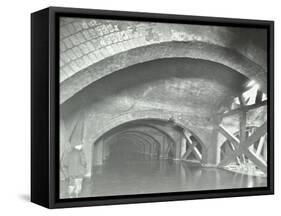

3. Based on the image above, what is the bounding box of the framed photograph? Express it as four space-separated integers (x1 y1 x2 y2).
31 7 274 208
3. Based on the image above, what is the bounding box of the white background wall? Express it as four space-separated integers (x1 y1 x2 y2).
0 0 279 214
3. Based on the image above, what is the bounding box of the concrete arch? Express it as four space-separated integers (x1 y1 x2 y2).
93 133 149 167
104 130 162 153
106 133 149 155
89 110 207 153
60 41 267 104
96 122 186 162
109 132 160 156
140 122 208 158
119 123 177 148
106 132 151 150
86 113 209 175
93 131 162 167
60 19 266 80
113 133 153 155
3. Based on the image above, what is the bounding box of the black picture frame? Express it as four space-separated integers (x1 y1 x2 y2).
31 6 274 209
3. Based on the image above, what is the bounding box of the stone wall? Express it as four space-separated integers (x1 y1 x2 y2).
60 18 267 103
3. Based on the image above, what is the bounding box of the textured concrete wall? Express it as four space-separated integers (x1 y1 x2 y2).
60 18 267 103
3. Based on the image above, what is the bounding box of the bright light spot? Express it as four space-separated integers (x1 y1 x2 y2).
254 83 260 90
242 82 260 105
262 93 267 101
74 144 83 150
247 80 260 90
247 80 256 87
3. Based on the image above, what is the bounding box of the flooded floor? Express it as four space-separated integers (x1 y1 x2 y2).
60 153 267 198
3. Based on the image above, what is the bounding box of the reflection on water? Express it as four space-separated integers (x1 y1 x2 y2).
60 152 266 198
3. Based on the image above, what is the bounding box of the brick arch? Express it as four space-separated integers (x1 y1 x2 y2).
60 18 266 80
113 132 156 153
60 41 267 104
101 125 176 155
89 110 207 152
105 130 162 154
105 133 151 155
115 123 177 148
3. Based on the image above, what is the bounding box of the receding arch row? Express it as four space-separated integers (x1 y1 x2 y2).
105 131 162 156
105 130 162 151
109 123 178 147
60 41 267 104
91 114 207 157
106 134 149 155
93 122 177 160
117 133 157 155
92 128 166 168
88 110 208 150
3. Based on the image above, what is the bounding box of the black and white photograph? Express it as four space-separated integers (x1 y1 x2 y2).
1 0 280 214
59 16 270 199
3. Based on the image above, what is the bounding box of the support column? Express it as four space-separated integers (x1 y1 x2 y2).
60 118 69 180
159 136 165 158
93 138 104 166
59 118 68 158
205 117 221 166
180 135 186 158
144 142 150 155
162 136 169 158
84 141 92 177
149 142 154 156
102 141 110 161
174 129 183 160
263 137 267 161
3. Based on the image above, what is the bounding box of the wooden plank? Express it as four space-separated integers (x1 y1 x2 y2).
221 100 267 117
238 95 246 107
193 147 202 160
245 122 267 148
219 122 267 168
182 137 202 161
263 139 267 161
183 148 192 159
239 111 247 144
244 149 267 173
218 125 243 166
255 91 263 103
182 137 193 159
239 110 247 165
256 135 266 156
219 125 240 147
219 146 244 166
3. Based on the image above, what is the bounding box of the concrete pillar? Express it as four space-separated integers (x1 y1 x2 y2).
60 118 68 158
204 117 221 166
144 142 150 155
159 136 165 158
162 136 168 158
149 142 154 156
141 143 146 154
60 118 69 180
84 141 92 177
102 141 110 161
93 138 104 166
174 130 183 160
181 136 186 158
263 139 267 161
139 142 144 154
